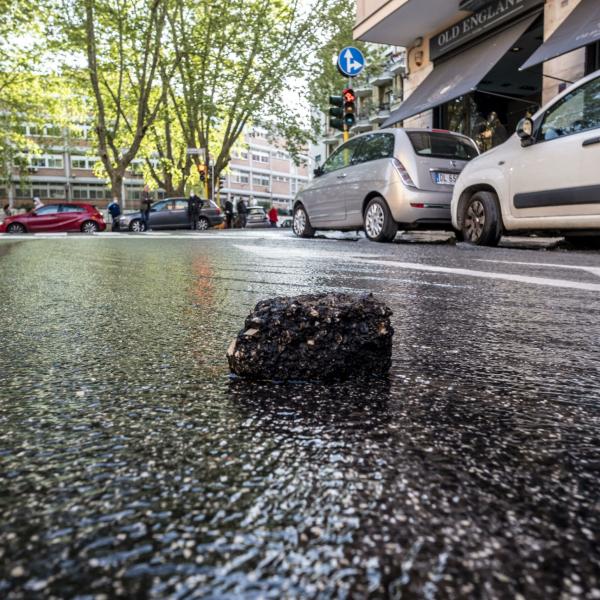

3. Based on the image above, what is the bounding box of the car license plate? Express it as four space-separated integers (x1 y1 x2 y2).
434 172 458 185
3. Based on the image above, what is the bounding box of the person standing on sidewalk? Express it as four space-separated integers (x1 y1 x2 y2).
33 197 44 210
236 198 248 229
107 197 121 231
224 198 234 229
268 205 278 228
188 192 202 230
140 185 152 231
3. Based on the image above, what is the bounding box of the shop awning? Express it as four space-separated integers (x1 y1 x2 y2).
381 14 539 128
520 0 600 71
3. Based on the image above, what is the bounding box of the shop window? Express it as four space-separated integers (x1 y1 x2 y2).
586 42 600 75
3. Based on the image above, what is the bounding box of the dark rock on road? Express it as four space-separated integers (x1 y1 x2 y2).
227 292 393 381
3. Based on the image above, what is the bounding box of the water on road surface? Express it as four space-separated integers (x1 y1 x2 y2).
1 231 599 598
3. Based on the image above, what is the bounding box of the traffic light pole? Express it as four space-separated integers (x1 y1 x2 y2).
343 125 349 143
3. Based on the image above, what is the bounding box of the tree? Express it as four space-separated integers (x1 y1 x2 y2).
80 0 172 202
0 0 67 192
139 0 336 197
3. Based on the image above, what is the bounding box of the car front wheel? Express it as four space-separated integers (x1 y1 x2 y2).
7 223 26 234
461 191 502 246
129 219 144 232
364 196 397 243
292 205 315 238
198 217 209 230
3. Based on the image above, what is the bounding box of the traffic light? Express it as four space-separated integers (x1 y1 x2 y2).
343 88 356 128
329 95 344 132
218 175 226 190
197 163 206 182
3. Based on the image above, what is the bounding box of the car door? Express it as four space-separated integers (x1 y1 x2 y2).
59 204 87 231
306 138 362 225
148 200 173 229
509 73 600 220
172 199 192 228
345 133 396 227
26 204 62 232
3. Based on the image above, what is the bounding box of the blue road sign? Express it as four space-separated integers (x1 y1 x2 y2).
337 47 365 78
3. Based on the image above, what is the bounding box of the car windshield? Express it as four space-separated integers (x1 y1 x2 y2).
407 131 478 160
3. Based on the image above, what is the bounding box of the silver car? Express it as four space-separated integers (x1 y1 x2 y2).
293 128 479 242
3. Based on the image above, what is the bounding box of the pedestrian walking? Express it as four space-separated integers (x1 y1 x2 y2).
3 203 12 218
224 199 234 229
268 205 279 228
188 192 202 230
33 197 44 210
236 198 248 229
107 197 121 231
140 185 152 231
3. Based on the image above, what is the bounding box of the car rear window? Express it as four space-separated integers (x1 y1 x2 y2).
407 132 478 160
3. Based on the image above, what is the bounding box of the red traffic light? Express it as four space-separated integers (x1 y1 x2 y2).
342 88 356 104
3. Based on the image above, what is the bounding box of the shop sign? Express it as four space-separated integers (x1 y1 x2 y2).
430 0 542 61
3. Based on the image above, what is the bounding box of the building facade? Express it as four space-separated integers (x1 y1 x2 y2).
1 124 149 210
354 0 600 151
2 125 308 214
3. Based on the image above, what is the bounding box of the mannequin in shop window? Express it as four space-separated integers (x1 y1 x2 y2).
481 111 508 151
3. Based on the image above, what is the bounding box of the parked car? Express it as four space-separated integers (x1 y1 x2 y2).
292 128 479 242
118 198 224 231
245 206 270 228
452 69 600 246
0 202 106 234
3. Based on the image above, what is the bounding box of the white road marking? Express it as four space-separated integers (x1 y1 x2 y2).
476 259 600 279
235 245 600 293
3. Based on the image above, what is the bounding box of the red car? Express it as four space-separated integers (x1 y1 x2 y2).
0 202 106 234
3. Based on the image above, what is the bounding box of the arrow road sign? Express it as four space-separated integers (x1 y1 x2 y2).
337 47 365 78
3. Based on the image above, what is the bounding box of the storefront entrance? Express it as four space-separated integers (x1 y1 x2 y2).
435 15 543 152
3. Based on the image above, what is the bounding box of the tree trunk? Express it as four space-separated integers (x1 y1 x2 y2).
110 171 124 206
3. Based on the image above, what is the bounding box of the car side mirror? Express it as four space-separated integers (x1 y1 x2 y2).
313 166 323 178
516 117 535 147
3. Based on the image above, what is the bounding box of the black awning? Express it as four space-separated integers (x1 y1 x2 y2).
382 14 539 128
521 0 600 71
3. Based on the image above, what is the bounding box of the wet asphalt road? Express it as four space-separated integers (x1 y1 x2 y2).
0 230 599 599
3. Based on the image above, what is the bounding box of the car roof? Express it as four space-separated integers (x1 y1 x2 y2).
346 127 474 142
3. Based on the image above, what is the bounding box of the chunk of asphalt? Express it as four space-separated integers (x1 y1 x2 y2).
227 292 393 382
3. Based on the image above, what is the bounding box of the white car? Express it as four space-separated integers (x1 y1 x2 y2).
452 69 600 246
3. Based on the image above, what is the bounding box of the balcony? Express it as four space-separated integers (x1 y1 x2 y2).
352 113 373 133
388 58 407 76
354 82 373 97
369 103 391 125
370 71 394 87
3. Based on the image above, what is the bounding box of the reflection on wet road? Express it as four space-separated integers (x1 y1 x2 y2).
1 232 599 598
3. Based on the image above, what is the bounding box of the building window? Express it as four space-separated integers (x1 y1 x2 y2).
47 156 64 169
252 176 270 187
251 151 269 163
29 155 64 169
71 156 99 170
72 185 110 200
240 151 249 160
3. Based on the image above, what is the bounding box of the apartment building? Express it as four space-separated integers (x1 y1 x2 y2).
222 127 309 213
2 123 151 210
2 125 308 213
354 0 600 148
